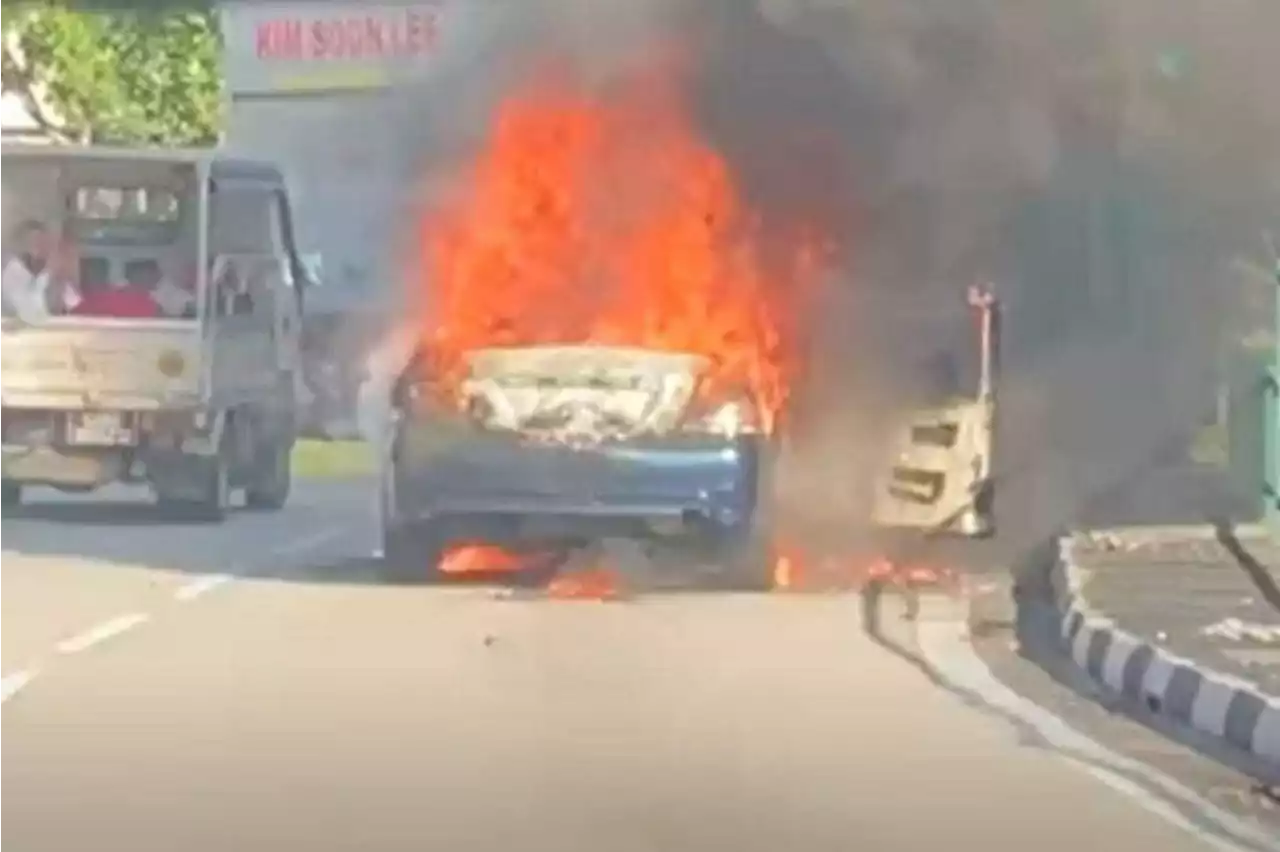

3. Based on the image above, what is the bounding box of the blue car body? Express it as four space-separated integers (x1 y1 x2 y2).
392 431 763 537
379 345 773 585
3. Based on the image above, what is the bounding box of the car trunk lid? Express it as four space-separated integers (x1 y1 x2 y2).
461 345 707 441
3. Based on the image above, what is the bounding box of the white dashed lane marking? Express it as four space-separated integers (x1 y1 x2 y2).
1 524 356 705
173 573 233 602
54 612 151 656
2 669 39 703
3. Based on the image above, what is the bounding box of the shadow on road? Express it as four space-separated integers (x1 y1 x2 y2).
0 479 376 580
1010 539 1280 789
5 500 249 527
951 421 1280 793
1214 521 1280 613
298 554 567 589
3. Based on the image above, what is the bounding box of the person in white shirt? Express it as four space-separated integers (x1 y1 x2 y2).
2 220 81 322
131 259 195 318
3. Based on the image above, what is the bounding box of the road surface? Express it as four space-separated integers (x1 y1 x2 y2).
2 483 1273 852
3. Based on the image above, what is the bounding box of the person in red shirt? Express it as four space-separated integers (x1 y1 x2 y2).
74 258 161 318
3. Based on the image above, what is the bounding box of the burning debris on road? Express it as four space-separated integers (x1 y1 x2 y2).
430 537 957 600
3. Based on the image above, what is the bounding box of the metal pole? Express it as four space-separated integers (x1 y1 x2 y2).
968 284 998 402
1266 236 1279 533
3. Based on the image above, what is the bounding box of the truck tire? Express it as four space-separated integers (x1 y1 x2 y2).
379 520 448 585
189 446 231 522
188 434 231 521
158 440 231 523
1 480 22 508
245 439 292 511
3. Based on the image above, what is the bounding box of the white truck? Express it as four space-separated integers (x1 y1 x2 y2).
216 0 526 437
1 143 310 520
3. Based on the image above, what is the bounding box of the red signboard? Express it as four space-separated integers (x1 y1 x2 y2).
254 8 439 62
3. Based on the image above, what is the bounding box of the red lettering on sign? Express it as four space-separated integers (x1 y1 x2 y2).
256 19 304 60
256 7 439 62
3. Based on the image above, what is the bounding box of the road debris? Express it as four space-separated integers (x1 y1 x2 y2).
1201 617 1280 644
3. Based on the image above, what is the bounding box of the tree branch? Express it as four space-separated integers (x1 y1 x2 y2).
1 27 81 143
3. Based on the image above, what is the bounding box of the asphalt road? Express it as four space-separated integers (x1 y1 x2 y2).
2 482 1274 852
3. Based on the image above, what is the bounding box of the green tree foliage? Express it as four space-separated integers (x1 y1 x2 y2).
1 2 222 146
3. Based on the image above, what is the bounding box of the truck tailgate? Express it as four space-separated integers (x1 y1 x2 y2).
1 319 203 408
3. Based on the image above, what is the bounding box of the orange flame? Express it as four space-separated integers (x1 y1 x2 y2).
414 65 823 432
769 545 959 594
439 544 526 575
546 567 624 601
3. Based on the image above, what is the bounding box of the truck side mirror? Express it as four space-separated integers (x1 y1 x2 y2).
297 252 324 292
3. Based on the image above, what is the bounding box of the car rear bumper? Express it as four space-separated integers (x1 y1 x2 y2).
390 433 765 534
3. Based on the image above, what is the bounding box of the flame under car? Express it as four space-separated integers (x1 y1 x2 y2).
378 343 774 588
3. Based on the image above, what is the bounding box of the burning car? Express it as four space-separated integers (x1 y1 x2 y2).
365 66 816 588
378 342 775 588
367 57 999 588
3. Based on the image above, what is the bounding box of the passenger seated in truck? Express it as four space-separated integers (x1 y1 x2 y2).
77 256 111 296
2 220 83 321
73 258 161 319
136 258 195 319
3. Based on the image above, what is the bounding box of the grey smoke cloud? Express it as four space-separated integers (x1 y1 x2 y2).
359 0 1276 545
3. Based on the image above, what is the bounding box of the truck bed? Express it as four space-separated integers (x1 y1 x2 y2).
1 317 204 410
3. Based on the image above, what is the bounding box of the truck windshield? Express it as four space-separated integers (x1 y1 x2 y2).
68 184 184 246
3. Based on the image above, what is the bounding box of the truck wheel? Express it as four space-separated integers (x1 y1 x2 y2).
379 520 448 585
1 480 22 508
245 439 292 511
158 440 231 521
188 446 231 522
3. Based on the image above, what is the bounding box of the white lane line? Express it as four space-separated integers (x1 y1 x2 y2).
916 614 1279 852
172 526 352 603
270 526 351 559
173 573 232 602
55 613 150 656
0 521 360 711
2 669 38 704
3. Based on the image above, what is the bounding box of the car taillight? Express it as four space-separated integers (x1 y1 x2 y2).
394 344 452 415
682 390 762 437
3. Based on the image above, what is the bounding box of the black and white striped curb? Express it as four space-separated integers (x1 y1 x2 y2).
1052 533 1280 767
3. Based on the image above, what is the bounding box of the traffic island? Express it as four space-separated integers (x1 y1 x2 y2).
1051 525 1280 768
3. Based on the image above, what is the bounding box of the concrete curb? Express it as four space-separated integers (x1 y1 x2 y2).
1051 533 1280 768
